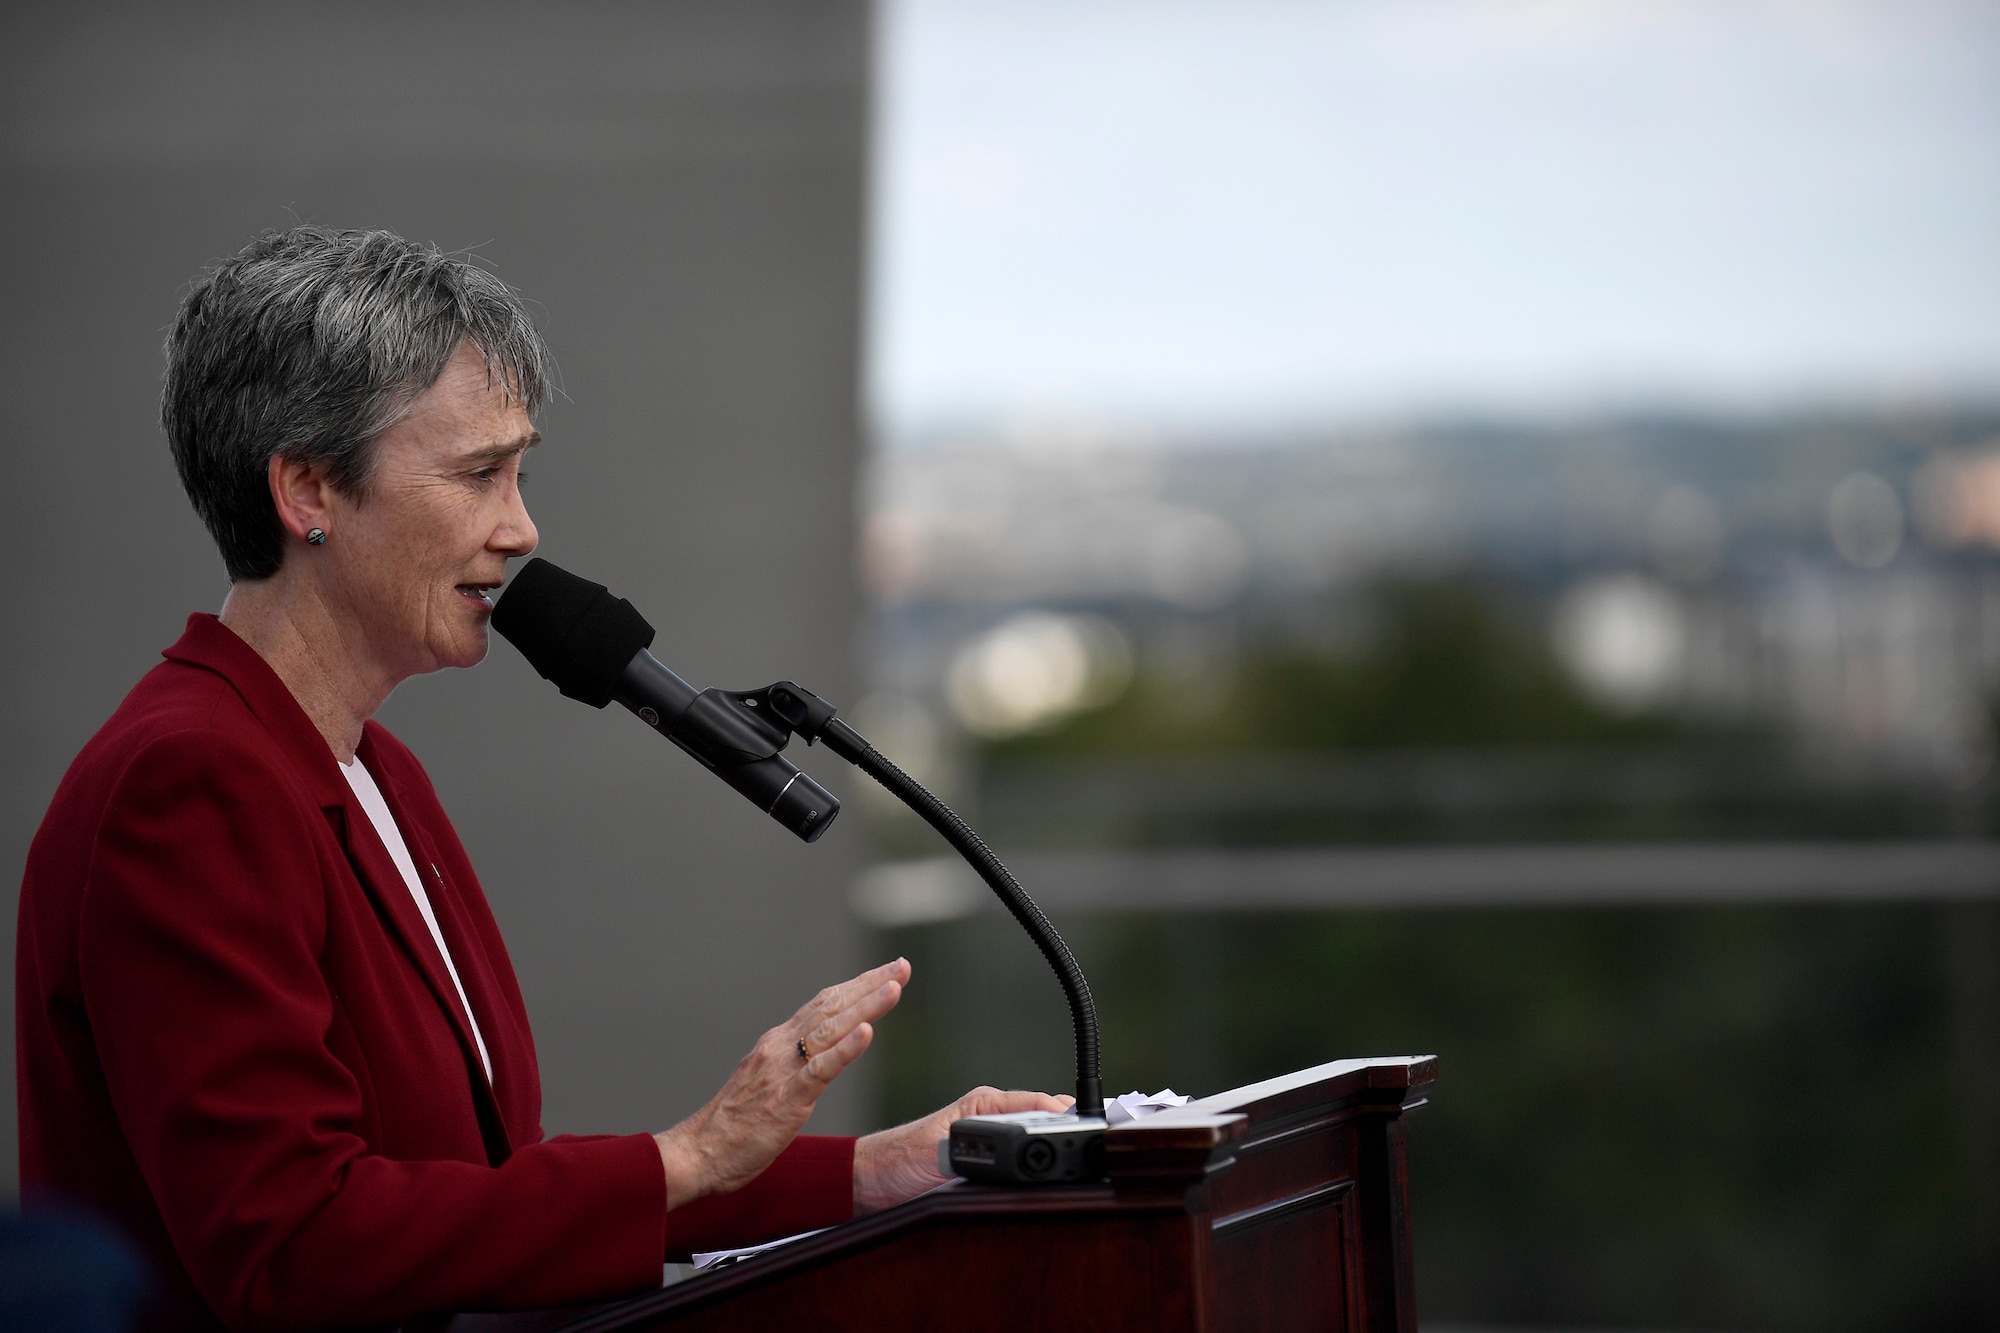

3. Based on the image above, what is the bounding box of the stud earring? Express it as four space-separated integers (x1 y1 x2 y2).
305 528 327 545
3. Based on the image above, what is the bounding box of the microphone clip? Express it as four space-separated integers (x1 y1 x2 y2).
740 682 840 748
732 681 870 769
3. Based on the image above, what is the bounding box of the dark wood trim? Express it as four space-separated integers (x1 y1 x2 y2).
548 1180 1161 1331
1211 1178 1353 1239
1106 1113 1248 1191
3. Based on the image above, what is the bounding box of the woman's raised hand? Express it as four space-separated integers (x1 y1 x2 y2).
654 958 910 1208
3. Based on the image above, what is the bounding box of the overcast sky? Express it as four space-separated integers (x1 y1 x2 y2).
868 0 2000 435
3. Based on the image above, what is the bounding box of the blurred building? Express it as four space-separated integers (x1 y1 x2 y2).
0 0 873 1197
860 412 2000 807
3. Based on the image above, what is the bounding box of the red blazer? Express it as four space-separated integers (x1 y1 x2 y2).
17 614 855 1331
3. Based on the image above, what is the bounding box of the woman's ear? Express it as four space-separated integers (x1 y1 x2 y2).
268 453 337 544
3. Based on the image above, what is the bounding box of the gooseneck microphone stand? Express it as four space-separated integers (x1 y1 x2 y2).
489 557 1104 1120
751 681 1105 1120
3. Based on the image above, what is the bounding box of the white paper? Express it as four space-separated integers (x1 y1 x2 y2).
1103 1088 1192 1126
691 1226 832 1271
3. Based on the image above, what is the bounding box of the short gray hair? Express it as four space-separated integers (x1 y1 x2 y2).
163 225 552 581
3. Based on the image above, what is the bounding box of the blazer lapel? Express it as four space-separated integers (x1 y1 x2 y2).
330 790 491 1077
164 615 513 1160
330 791 515 1165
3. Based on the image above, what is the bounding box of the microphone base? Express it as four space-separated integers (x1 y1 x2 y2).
946 1112 1109 1185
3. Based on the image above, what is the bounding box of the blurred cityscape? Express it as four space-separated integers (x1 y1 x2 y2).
851 405 2000 1330
858 406 2000 850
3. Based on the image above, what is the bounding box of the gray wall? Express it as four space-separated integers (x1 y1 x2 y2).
0 1 874 1196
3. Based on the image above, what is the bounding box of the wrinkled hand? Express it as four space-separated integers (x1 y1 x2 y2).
853 1085 1075 1214
655 958 910 1208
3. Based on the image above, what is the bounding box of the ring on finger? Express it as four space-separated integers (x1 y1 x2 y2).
796 1036 812 1061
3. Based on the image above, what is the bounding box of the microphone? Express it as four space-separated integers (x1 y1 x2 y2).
490 558 840 842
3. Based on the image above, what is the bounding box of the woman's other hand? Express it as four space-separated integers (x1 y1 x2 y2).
654 958 911 1208
852 1086 1076 1214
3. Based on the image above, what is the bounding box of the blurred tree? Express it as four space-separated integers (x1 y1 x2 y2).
874 576 1996 1332
991 577 1690 759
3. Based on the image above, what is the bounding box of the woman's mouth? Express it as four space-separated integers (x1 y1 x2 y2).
455 584 497 609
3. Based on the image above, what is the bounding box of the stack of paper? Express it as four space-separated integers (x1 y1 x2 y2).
1103 1088 1193 1125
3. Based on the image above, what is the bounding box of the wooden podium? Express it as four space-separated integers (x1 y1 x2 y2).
452 1055 1436 1333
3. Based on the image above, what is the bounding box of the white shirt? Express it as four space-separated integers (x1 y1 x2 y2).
339 755 493 1083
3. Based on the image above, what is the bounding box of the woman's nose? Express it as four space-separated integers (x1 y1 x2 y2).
495 484 538 557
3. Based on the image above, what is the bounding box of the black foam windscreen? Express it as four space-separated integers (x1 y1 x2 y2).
491 558 656 708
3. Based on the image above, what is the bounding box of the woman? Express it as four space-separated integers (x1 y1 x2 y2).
16 226 1066 1331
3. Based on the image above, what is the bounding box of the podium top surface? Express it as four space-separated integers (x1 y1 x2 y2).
1150 1054 1437 1124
